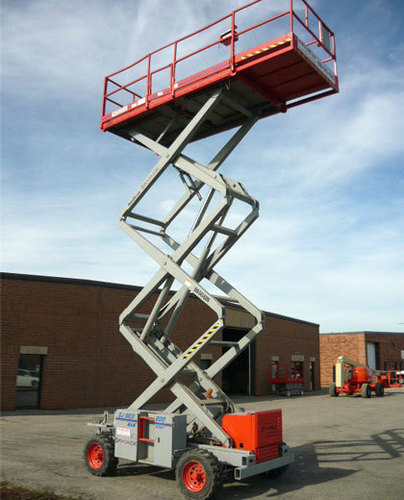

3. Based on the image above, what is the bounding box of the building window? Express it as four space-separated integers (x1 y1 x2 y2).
271 360 279 379
201 358 212 371
16 353 45 409
200 353 213 371
390 361 398 370
269 360 279 395
294 361 304 379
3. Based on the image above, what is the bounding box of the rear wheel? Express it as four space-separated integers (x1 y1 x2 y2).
375 382 384 397
176 449 222 499
329 383 338 397
84 434 118 476
361 383 371 398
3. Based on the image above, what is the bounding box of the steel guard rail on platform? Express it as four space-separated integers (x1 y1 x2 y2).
101 0 337 119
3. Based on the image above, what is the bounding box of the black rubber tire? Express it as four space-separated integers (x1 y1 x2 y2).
329 383 338 397
361 383 371 398
264 464 289 478
84 434 118 476
176 449 223 500
375 382 384 397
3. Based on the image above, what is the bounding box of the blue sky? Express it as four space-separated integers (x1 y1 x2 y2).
1 0 403 332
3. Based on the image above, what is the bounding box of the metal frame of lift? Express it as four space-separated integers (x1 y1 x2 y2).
89 86 294 477
116 88 265 447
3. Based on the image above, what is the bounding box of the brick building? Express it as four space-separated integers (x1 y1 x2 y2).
320 331 404 387
1 273 320 411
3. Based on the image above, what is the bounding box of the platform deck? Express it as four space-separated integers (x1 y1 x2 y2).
101 0 338 146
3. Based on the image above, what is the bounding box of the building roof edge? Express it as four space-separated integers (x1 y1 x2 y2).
321 331 404 336
1 272 319 328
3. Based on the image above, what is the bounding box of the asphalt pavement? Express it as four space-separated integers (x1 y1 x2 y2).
1 389 404 499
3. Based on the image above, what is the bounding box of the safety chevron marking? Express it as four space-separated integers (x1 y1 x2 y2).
182 323 221 360
240 38 292 60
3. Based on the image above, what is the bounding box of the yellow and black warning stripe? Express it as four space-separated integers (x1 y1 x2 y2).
240 38 292 61
182 323 221 360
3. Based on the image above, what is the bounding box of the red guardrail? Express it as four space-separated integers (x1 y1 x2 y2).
101 0 337 120
268 362 304 384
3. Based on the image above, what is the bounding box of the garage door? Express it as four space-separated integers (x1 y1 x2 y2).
367 342 376 370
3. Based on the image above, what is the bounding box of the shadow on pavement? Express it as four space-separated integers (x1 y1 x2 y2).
106 441 357 499
116 463 175 481
311 428 404 462
219 429 404 498
220 443 356 499
80 427 404 499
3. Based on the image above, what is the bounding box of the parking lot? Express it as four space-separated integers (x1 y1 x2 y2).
1 389 404 499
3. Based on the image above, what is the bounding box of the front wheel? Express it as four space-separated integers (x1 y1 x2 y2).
375 382 384 397
361 383 371 398
84 434 118 476
329 383 338 397
176 449 222 499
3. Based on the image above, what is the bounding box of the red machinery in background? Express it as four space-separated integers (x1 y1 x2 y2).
329 357 402 398
375 370 402 389
268 362 304 396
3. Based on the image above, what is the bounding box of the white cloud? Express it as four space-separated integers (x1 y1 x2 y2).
1 0 403 333
1 0 291 102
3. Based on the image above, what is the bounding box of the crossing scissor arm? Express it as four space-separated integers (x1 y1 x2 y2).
117 88 267 445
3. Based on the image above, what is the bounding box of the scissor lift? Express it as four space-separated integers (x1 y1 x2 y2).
269 362 305 396
85 1 338 498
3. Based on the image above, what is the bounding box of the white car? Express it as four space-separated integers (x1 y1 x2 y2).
17 369 39 388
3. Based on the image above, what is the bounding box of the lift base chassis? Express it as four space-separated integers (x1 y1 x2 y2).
88 409 295 481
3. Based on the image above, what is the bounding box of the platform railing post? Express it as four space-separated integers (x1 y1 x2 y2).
289 0 294 34
171 41 177 97
231 12 236 73
146 54 152 107
101 77 107 117
318 19 322 45
332 34 337 78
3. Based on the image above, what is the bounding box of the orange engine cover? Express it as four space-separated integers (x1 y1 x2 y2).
222 410 282 463
351 367 373 384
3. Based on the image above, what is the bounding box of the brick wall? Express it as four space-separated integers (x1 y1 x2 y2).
256 314 320 395
319 333 366 387
365 333 404 371
320 332 404 387
1 274 319 410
